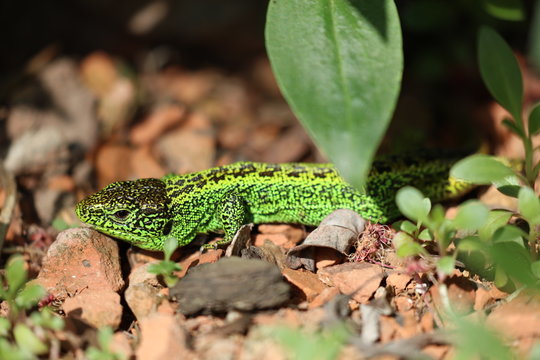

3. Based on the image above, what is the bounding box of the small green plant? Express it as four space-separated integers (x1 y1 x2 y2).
0 256 64 360
391 25 539 359
451 26 540 262
0 256 46 319
392 176 522 359
86 326 126 360
393 186 537 290
393 26 540 290
147 236 182 287
450 316 516 359
483 0 524 21
456 26 539 186
265 323 350 360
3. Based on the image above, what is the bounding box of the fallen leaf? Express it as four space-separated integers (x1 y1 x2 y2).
286 209 365 271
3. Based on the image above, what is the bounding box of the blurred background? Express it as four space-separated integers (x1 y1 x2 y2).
0 0 538 250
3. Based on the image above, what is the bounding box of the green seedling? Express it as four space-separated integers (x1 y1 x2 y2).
147 236 182 287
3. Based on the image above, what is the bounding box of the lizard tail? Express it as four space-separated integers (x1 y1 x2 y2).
367 150 477 215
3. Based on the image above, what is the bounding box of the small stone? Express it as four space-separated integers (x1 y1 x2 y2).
250 57 282 97
218 122 249 150
247 124 281 153
130 104 186 146
254 233 290 248
256 224 305 248
489 286 508 300
318 262 384 304
47 175 75 192
260 125 311 163
36 228 124 297
125 263 166 320
429 275 476 316
258 224 301 235
98 78 136 134
177 249 224 278
308 287 340 309
479 185 518 213
241 325 288 360
196 336 240 360
420 312 434 333
241 241 287 270
167 70 216 104
394 296 413 312
80 52 119 97
487 295 540 339
156 295 176 316
282 268 327 302
170 257 289 315
386 272 412 292
314 248 343 270
423 345 450 360
94 144 134 189
395 309 420 338
110 332 134 360
126 248 165 268
474 286 495 311
156 112 215 174
136 313 193 360
62 289 122 328
35 228 124 328
379 315 398 342
131 145 167 179
196 249 224 264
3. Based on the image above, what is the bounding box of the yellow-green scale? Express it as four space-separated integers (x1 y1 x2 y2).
76 155 472 251
162 162 386 243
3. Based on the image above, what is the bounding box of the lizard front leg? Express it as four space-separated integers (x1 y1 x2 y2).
204 192 248 249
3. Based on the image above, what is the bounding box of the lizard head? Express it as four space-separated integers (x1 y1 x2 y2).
76 178 172 251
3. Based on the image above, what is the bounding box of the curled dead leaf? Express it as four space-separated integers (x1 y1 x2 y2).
286 209 366 272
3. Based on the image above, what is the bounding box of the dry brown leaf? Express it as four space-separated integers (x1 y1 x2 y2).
286 209 365 272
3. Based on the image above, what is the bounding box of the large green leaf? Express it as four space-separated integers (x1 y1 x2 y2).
15 284 46 310
437 256 456 276
451 317 515 360
453 201 489 231
478 210 512 241
528 102 540 135
395 186 431 223
518 187 540 226
483 0 524 21
478 26 523 121
14 324 48 356
393 231 428 257
450 154 515 185
266 0 403 188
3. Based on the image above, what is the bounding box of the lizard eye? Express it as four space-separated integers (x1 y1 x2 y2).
113 210 130 220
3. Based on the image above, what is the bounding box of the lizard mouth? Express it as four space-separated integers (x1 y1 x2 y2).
83 223 159 250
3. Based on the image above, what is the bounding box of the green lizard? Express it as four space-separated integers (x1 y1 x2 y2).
75 154 472 251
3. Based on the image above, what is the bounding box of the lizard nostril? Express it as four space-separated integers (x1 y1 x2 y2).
162 220 173 236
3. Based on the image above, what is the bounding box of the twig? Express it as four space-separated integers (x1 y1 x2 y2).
0 161 17 254
350 331 449 359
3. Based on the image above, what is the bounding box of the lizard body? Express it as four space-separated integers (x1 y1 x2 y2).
76 156 472 251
